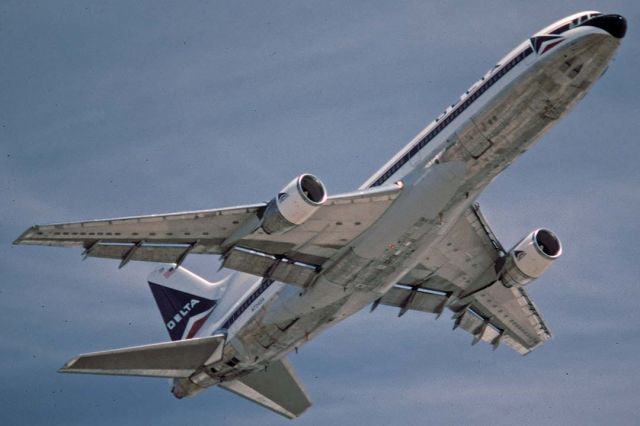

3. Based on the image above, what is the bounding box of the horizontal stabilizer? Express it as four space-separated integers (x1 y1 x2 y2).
220 357 311 419
60 334 225 378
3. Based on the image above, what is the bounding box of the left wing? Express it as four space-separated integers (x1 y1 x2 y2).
14 184 401 278
378 204 551 355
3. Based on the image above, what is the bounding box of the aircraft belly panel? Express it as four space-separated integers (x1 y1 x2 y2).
456 123 493 159
472 33 616 154
228 288 354 366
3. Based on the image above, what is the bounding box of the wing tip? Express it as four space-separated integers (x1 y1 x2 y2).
58 356 80 374
13 225 38 245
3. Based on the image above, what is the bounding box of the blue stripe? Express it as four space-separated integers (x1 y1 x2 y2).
220 278 275 331
370 46 533 188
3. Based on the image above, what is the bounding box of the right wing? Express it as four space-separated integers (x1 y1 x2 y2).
220 357 311 419
378 203 551 355
14 184 401 278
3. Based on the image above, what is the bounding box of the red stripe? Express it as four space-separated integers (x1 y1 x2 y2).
541 39 564 54
185 310 213 339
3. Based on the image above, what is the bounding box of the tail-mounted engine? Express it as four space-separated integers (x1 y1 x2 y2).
499 229 562 288
261 174 327 234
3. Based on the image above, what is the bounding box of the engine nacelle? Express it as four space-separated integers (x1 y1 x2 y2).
261 174 327 234
499 229 562 288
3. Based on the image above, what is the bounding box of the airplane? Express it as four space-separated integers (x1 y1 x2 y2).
14 11 626 419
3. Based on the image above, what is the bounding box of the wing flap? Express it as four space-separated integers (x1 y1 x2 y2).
469 284 550 352
59 334 225 378
83 242 193 264
379 286 447 314
219 357 311 419
222 246 319 287
453 307 502 344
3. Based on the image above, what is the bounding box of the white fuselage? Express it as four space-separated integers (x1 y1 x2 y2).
176 13 621 391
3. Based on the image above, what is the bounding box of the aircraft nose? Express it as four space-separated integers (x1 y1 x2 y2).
584 14 627 39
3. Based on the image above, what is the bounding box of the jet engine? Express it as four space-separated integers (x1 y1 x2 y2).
499 229 562 288
261 174 327 234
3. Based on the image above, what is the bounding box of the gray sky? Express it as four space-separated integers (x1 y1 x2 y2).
2 1 640 424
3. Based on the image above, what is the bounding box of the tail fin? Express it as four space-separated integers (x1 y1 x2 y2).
148 265 223 341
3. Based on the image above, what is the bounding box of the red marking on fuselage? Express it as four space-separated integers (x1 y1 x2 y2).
185 310 213 339
541 39 564 54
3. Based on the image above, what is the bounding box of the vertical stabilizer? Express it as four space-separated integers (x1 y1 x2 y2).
148 265 224 341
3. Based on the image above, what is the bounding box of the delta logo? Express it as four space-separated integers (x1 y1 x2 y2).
530 35 565 55
166 299 201 330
